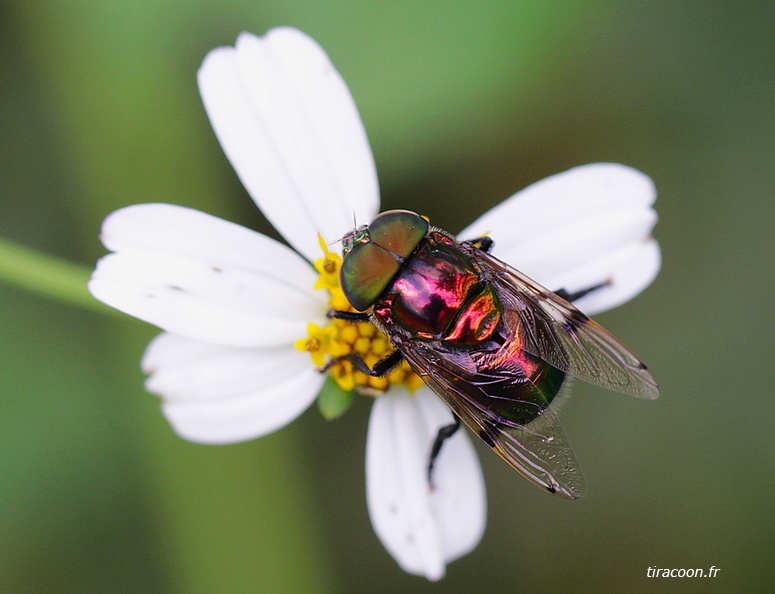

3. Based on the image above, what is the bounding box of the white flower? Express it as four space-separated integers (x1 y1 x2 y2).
88 27 660 580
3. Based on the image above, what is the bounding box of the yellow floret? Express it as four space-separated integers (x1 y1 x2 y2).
296 240 425 397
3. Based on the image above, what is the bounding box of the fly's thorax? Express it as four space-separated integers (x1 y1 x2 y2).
373 231 502 345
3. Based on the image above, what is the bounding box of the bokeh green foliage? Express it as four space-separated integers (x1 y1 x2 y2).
2 1 774 592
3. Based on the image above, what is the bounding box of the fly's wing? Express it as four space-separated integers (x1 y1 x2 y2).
469 247 659 400
400 342 587 499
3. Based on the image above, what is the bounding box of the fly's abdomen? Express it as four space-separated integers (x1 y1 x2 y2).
478 337 567 425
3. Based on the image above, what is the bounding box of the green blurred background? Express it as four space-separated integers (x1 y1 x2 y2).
2 1 773 592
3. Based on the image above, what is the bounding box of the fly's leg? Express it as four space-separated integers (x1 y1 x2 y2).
324 309 405 376
555 281 610 303
427 415 461 489
465 236 495 253
320 349 404 377
327 309 371 322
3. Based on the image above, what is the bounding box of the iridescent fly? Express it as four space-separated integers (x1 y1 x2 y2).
331 210 658 499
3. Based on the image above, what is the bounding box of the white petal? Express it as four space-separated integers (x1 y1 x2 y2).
89 204 327 347
100 203 317 294
366 388 486 581
143 333 324 443
542 238 661 316
459 163 659 315
198 28 380 261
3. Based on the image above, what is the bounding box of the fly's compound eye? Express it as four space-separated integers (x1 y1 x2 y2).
368 210 429 259
340 210 429 311
340 241 400 311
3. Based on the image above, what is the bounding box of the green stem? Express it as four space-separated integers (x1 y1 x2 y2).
0 235 111 314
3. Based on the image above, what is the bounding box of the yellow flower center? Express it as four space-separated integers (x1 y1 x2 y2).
294 235 424 395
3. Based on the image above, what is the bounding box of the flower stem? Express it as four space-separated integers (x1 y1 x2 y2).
0 236 110 314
